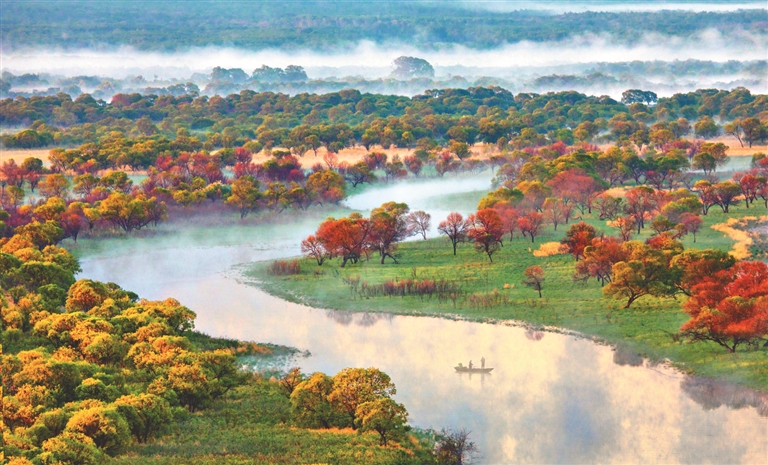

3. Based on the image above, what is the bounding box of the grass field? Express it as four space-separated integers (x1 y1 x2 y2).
113 380 435 465
248 203 768 391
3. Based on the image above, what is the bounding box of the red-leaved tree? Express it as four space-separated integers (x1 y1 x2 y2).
466 209 504 262
681 261 768 352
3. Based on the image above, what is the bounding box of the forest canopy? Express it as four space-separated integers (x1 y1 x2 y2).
2 1 765 51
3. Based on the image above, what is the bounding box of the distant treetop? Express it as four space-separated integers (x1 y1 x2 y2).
391 57 435 80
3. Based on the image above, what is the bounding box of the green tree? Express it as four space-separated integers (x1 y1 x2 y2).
41 431 102 465
114 393 172 443
355 398 408 446
290 372 342 428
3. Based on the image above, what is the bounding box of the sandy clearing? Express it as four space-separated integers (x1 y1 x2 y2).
0 149 52 166
250 144 499 169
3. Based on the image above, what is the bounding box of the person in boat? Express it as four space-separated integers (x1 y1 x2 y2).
481 357 485 369
469 360 473 369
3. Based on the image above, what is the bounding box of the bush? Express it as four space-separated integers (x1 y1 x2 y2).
114 393 172 443
40 431 103 464
65 406 131 456
267 259 301 276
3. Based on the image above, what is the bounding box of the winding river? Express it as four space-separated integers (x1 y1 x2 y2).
77 174 768 464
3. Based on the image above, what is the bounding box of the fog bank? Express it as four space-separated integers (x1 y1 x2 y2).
4 29 765 79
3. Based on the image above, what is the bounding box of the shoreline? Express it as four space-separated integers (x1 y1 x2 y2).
243 267 768 394
241 210 768 393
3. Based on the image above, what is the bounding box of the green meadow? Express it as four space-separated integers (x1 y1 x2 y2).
248 204 768 391
113 381 435 465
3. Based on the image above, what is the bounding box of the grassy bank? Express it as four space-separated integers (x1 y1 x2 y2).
113 380 434 465
247 204 768 391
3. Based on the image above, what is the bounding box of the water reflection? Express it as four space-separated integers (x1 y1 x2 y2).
324 309 394 327
681 377 768 417
74 176 768 464
525 329 545 342
612 346 644 367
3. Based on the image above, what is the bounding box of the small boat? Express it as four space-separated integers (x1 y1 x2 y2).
454 366 493 373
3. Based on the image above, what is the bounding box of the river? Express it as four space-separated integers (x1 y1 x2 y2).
76 174 768 463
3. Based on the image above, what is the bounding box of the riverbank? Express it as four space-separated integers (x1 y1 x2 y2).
246 204 768 392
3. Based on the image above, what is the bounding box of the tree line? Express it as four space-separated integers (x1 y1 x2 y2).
2 87 765 152
4 2 761 51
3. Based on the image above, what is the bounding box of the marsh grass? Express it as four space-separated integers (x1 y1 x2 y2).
249 204 768 390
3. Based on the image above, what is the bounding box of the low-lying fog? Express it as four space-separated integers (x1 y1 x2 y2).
4 19 766 100
6 28 765 77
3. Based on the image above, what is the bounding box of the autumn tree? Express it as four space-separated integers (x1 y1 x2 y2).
315 214 372 267
561 222 597 260
39 174 71 200
679 213 703 242
406 210 431 240
681 261 768 352
98 193 166 232
518 211 545 243
542 198 564 231
438 212 468 255
603 240 678 308
301 235 328 265
575 236 628 286
594 194 623 220
328 368 396 427
226 176 261 218
522 266 545 298
279 367 305 397
369 202 412 264
466 209 504 262
290 372 340 428
41 431 102 465
343 161 377 187
65 405 132 456
306 169 346 205
712 181 742 213
624 186 657 233
114 393 172 443
669 249 735 296
355 398 408 446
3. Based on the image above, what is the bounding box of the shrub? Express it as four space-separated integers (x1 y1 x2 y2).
267 259 301 276
65 406 131 456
